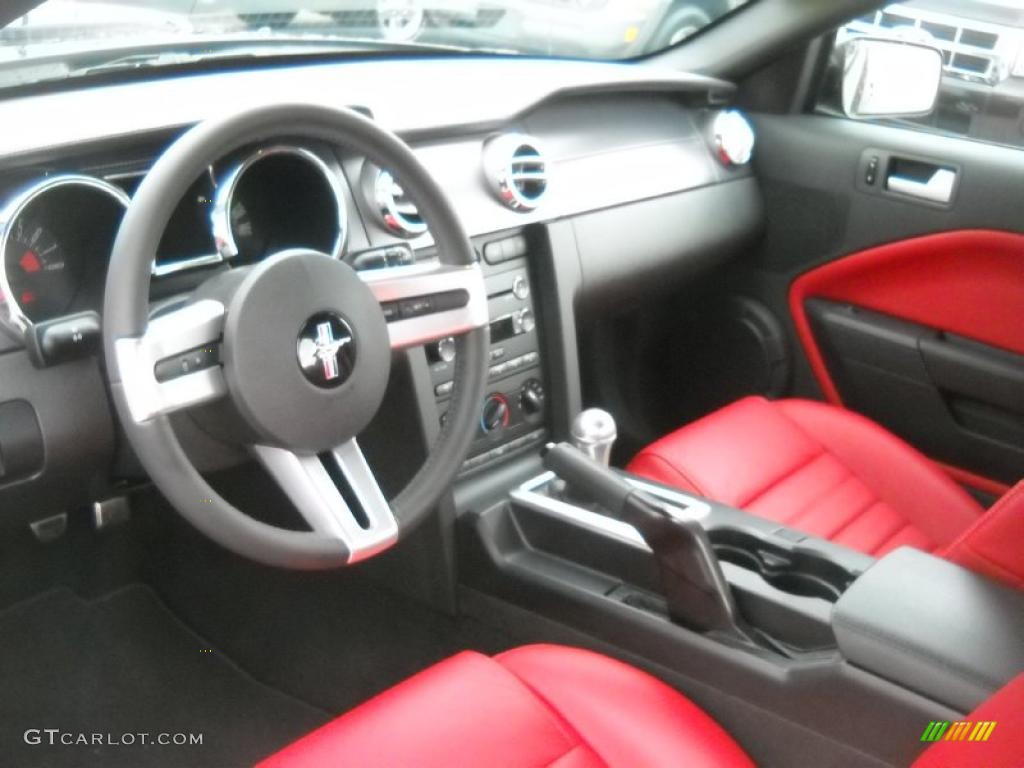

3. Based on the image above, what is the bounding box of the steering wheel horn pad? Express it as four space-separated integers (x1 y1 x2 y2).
220 249 390 453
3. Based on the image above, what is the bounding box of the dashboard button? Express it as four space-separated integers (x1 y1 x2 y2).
483 241 504 264
351 250 387 271
513 308 535 334
511 274 530 300
431 290 469 312
436 336 457 363
399 296 433 318
503 235 527 260
154 344 219 383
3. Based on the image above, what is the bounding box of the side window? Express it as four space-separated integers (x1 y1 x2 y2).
817 1 1024 150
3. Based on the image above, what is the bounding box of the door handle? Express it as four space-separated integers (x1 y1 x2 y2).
887 167 957 203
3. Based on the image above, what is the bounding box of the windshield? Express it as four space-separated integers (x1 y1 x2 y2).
0 0 750 90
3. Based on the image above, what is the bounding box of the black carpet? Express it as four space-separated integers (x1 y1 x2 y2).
0 586 328 768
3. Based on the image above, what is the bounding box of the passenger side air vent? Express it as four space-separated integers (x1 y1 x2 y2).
362 163 427 238
483 134 548 212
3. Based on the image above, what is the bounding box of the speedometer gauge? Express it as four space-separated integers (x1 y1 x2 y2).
5 219 76 319
212 145 347 265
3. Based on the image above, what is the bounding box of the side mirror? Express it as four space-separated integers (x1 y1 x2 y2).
840 38 943 119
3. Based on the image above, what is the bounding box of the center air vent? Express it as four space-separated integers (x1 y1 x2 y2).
483 134 548 212
362 164 427 238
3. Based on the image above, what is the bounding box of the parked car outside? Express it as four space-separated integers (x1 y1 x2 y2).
75 0 497 42
488 0 744 59
70 0 745 55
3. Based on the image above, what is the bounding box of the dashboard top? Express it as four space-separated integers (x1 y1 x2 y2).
0 57 732 163
0 55 751 349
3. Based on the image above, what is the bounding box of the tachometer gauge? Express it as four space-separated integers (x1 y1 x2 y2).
0 176 127 331
5 219 77 319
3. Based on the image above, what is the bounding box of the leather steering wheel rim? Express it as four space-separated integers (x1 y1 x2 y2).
102 103 488 570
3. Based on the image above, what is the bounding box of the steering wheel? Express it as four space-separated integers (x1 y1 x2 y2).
102 103 489 570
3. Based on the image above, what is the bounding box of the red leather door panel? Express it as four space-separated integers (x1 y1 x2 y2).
790 229 1024 494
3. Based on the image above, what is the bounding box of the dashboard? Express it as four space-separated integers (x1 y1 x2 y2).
0 56 763 522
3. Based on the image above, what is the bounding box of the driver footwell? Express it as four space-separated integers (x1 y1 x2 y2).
0 586 328 768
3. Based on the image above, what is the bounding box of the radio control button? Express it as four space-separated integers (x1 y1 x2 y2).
513 308 535 334
512 274 530 300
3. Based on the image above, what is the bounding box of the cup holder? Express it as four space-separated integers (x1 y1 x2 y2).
711 529 855 603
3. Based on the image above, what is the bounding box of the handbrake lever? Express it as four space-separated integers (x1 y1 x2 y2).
543 442 756 644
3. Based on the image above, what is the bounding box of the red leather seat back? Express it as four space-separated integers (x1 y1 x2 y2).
628 397 984 557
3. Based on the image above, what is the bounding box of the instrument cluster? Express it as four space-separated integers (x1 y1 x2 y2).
0 142 349 338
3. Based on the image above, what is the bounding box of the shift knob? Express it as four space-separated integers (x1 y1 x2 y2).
570 408 617 467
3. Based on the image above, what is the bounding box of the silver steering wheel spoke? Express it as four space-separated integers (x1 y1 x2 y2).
361 262 488 349
113 299 227 423
252 439 398 563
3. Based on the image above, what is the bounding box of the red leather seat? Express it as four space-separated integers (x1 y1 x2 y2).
258 644 755 768
628 396 984 557
259 644 1024 767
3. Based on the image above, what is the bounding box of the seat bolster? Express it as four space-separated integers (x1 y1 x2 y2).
776 399 983 546
496 645 755 768
625 451 703 496
942 481 1024 590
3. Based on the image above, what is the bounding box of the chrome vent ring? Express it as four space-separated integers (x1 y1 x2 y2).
363 164 427 238
484 134 548 212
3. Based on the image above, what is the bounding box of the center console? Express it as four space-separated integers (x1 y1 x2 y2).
453 411 1024 766
430 231 550 475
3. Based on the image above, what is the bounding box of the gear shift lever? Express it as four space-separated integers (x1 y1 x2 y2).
543 442 757 646
570 408 617 467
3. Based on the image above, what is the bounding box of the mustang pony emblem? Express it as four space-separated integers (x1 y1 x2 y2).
297 314 357 388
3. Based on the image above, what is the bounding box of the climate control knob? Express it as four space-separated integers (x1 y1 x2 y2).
480 394 510 434
520 379 545 417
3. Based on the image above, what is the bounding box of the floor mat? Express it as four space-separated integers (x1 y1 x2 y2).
0 586 327 768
